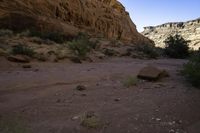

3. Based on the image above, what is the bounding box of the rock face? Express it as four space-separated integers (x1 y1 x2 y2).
0 0 151 44
142 18 200 50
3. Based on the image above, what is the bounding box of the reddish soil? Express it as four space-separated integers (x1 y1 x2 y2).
0 57 200 133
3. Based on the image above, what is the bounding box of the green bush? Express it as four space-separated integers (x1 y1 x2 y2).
67 33 96 59
122 76 138 88
135 43 159 58
12 45 35 57
164 34 190 58
0 116 29 133
182 52 200 88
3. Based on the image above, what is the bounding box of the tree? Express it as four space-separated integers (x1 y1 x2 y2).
164 34 190 58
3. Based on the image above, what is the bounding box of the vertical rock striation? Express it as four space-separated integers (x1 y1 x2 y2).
0 0 151 44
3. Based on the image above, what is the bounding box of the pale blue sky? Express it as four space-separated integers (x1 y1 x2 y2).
120 0 200 32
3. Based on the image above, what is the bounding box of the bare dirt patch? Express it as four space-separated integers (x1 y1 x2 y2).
0 58 199 133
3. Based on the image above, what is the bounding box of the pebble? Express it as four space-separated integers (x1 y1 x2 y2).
72 116 80 120
22 64 32 68
114 98 121 102
76 85 86 91
81 94 87 96
169 129 175 133
156 118 161 121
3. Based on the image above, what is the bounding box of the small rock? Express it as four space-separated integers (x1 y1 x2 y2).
176 120 182 124
56 99 61 103
114 98 121 102
72 116 80 120
168 122 174 126
169 129 175 133
22 64 32 68
7 55 30 63
76 85 86 91
156 118 161 121
81 94 87 96
33 69 39 72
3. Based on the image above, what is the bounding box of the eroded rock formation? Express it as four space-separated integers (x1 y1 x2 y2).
142 18 200 50
0 0 151 44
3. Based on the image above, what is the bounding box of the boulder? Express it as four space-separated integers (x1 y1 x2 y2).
137 66 169 81
7 55 30 63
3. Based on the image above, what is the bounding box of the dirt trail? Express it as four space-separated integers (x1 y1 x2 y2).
0 58 200 133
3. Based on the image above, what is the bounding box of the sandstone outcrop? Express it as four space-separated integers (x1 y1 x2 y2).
142 18 200 50
137 66 169 81
0 0 151 44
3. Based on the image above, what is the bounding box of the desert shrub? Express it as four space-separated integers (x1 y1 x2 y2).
67 33 96 59
182 52 200 88
81 116 102 129
122 76 138 88
0 116 29 133
12 44 35 57
29 30 71 44
0 29 13 37
164 34 190 58
135 43 159 58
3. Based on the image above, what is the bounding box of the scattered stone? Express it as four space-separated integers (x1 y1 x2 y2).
71 116 80 121
114 98 121 102
7 55 30 63
137 66 169 81
56 99 65 103
56 99 61 103
169 129 175 133
76 85 86 91
81 94 87 97
156 118 161 121
22 64 32 68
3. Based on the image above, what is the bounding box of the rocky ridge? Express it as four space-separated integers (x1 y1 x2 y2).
0 0 151 44
142 18 200 50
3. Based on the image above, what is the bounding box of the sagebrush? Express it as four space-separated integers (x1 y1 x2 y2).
135 43 159 58
67 33 96 59
12 45 35 57
182 52 200 88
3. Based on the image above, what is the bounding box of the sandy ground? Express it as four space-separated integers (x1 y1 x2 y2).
0 57 200 133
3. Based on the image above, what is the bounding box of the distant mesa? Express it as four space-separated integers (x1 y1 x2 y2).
142 18 200 50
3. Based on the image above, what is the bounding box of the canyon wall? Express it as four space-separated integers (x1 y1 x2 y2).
0 0 151 44
142 18 200 50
